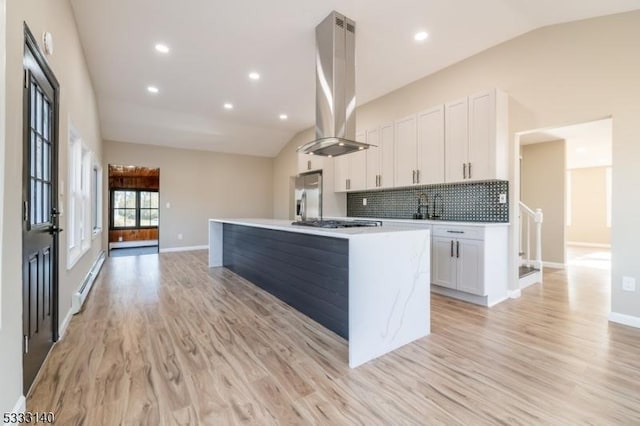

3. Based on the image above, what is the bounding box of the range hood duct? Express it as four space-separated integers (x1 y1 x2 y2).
297 11 373 157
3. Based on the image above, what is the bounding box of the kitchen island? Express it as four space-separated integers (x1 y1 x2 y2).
208 218 430 368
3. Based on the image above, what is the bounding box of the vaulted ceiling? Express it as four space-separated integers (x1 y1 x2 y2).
70 0 640 157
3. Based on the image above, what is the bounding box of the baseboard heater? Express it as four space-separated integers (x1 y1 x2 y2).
71 250 106 315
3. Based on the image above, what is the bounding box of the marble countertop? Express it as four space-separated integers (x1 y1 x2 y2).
208 218 430 239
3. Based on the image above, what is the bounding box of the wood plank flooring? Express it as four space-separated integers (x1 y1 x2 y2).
27 251 640 425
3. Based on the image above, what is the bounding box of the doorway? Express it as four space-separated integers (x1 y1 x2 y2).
516 118 612 288
22 25 61 394
108 165 160 257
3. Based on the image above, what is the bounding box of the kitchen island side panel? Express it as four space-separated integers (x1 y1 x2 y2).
222 223 349 339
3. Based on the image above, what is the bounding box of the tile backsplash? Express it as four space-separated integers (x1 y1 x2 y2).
347 180 509 222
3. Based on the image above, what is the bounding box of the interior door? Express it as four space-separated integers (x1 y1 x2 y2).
22 26 60 394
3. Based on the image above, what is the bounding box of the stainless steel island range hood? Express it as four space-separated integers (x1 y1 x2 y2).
297 11 373 157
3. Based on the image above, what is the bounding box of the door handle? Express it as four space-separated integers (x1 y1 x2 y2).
450 240 454 257
50 207 61 217
456 241 460 258
48 225 64 235
463 163 467 179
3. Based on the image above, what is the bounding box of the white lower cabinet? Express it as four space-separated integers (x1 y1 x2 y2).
432 236 484 296
431 224 508 306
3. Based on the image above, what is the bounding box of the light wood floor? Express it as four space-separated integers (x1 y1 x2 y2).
27 251 640 425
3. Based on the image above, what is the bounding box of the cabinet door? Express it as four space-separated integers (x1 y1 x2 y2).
394 114 418 187
417 105 445 185
334 155 349 192
432 237 456 289
297 154 324 173
365 127 380 189
445 97 468 183
349 150 367 191
456 238 485 295
467 90 495 181
379 122 395 188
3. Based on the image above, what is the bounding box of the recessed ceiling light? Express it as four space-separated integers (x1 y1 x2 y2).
224 103 234 110
414 31 429 42
338 142 345 146
327 155 332 158
147 86 159 94
155 43 170 54
358 146 364 150
249 72 261 80
279 114 288 120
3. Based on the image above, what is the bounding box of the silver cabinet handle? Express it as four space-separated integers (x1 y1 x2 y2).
463 163 467 179
308 160 312 170
468 162 472 179
416 169 420 184
378 175 382 187
347 179 350 190
456 241 460 258
450 240 454 257
412 170 416 184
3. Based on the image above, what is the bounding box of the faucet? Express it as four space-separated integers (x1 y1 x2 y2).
415 193 429 219
431 193 443 219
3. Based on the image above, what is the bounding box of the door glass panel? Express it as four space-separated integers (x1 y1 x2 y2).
36 137 42 179
31 179 36 224
30 83 36 129
35 181 42 224
43 143 50 181
30 131 36 178
43 101 49 139
36 89 42 135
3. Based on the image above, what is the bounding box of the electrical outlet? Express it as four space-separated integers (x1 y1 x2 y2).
177 233 183 240
362 198 367 206
622 276 636 292
499 193 507 204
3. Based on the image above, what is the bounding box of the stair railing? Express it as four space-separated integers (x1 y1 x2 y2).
519 201 544 273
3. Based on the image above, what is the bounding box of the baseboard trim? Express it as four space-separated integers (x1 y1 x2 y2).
508 289 522 299
109 240 158 249
11 395 26 416
160 245 208 253
543 261 565 269
58 308 73 339
567 241 611 248
609 312 640 329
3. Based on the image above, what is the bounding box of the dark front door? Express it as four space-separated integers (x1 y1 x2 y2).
22 25 60 394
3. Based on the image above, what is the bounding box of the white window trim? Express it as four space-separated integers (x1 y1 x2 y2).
92 157 103 239
67 123 92 269
606 166 612 228
0 0 6 328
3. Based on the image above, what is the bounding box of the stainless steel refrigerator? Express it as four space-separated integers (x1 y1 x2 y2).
294 171 322 221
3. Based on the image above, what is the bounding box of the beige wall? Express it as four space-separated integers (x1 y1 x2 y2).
521 141 566 264
1 0 104 411
272 128 346 220
104 140 273 249
568 167 611 245
273 11 640 318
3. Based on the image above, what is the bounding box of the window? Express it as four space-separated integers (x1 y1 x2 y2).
111 190 159 228
92 161 102 235
67 124 92 268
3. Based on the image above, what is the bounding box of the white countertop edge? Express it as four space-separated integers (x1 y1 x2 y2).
209 218 430 239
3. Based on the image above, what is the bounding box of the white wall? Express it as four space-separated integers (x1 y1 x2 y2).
1 0 103 412
104 140 274 249
273 11 640 319
567 167 611 245
521 140 566 264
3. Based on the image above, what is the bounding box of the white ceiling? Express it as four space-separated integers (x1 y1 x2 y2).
69 0 640 157
520 118 612 169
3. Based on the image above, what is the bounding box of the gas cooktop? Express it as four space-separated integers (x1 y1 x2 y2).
291 219 383 229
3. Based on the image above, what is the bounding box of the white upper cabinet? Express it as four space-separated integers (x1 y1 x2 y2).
394 114 418 187
297 153 324 174
445 97 469 183
417 105 445 185
365 123 394 189
445 89 508 183
334 132 367 192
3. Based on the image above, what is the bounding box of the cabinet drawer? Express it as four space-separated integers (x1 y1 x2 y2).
432 225 484 240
